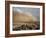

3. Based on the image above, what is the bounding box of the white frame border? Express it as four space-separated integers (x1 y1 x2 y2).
10 4 43 34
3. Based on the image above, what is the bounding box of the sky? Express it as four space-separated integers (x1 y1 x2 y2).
13 7 40 21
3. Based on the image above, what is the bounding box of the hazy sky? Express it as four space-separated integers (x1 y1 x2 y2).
13 7 40 21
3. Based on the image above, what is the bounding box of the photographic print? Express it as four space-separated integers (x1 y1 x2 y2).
13 7 40 31
5 1 45 37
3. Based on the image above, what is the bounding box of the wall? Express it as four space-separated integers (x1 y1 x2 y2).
0 0 46 38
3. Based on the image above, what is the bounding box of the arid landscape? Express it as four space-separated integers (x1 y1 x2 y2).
13 7 40 31
13 12 40 31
